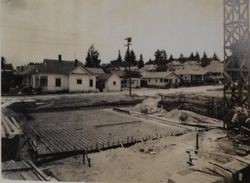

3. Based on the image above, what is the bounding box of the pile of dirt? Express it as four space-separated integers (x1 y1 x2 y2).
134 97 162 114
162 109 222 126
161 109 197 123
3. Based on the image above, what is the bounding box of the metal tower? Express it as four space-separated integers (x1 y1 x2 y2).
224 0 250 124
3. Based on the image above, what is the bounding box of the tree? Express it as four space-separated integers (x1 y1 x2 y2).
85 52 92 67
212 53 219 61
85 44 101 67
145 58 154 65
168 54 174 62
124 49 130 63
138 54 144 69
1 56 6 71
110 50 123 67
124 70 141 79
154 49 167 66
179 53 185 63
189 52 195 61
194 51 200 62
201 52 210 67
117 50 122 63
130 50 137 66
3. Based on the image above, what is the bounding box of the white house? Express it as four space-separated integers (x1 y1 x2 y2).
16 56 101 93
175 69 207 85
97 73 121 92
142 71 181 88
126 78 141 88
204 61 224 83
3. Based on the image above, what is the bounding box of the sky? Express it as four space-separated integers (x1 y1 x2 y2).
0 0 223 67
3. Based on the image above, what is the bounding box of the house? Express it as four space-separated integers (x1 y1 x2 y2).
1 57 15 93
142 71 181 88
126 78 141 88
96 73 121 92
110 70 127 87
139 64 157 72
175 67 207 85
204 61 224 83
175 69 207 85
15 55 101 93
174 61 223 85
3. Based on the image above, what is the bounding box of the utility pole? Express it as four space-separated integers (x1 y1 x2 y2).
125 37 132 96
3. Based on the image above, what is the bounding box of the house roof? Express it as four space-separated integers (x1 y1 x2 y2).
85 67 105 75
16 59 104 76
205 61 224 73
41 59 87 75
14 65 37 75
139 64 157 72
97 73 113 80
142 71 180 79
97 73 121 80
2 63 13 71
111 70 125 78
175 69 207 75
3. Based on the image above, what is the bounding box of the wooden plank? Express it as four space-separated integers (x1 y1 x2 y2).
10 117 21 129
2 125 6 138
20 171 36 180
27 160 50 181
95 120 142 128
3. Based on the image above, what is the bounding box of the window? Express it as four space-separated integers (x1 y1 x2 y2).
113 81 116 86
40 76 48 87
89 79 93 87
155 79 158 83
77 79 82 84
164 79 169 83
148 79 151 82
55 78 61 87
160 78 163 83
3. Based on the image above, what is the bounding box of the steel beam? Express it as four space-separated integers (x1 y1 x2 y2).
224 0 250 124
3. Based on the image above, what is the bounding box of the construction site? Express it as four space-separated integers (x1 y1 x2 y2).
1 0 250 182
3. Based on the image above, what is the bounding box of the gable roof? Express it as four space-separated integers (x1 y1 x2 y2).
142 71 180 79
41 59 86 75
85 67 105 75
205 61 224 73
175 68 207 75
97 73 121 80
15 59 104 76
110 70 125 78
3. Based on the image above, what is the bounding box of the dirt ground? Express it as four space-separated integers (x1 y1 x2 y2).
129 85 223 97
1 85 223 105
2 86 229 182
41 129 234 183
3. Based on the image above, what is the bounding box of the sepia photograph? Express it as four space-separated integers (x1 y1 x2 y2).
1 0 250 182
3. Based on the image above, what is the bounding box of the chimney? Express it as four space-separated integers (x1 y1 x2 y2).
74 59 78 67
58 54 62 61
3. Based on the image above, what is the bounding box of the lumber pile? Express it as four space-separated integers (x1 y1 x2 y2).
1 110 23 139
2 160 57 181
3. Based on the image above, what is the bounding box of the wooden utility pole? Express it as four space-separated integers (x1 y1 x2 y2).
125 37 132 96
